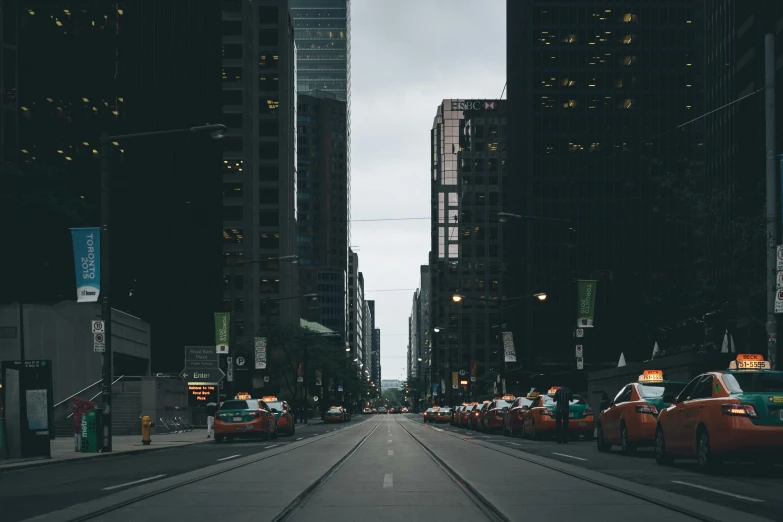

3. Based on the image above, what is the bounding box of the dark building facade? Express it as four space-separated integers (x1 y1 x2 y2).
505 1 704 383
0 0 18 165
7 2 223 373
371 327 380 385
221 0 299 365
429 99 508 404
296 93 349 336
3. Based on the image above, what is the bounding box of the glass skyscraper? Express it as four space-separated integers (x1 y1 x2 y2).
289 0 350 102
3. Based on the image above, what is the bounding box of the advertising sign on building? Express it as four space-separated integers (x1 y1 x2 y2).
775 289 783 314
503 332 517 363
470 359 478 382
214 313 230 353
70 227 101 303
254 337 267 369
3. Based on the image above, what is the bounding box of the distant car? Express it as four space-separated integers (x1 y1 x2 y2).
378 406 388 414
323 406 345 423
214 398 278 443
402 407 409 413
363 407 372 414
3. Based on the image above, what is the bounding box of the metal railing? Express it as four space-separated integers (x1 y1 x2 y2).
65 376 125 419
53 379 104 409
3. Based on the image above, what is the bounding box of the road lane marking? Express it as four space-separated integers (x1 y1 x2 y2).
507 442 521 446
296 437 303 440
387 439 392 443
388 449 394 456
670 481 764 502
103 474 167 491
216 454 241 461
266 444 279 449
383 473 393 489
433 427 444 432
551 452 587 461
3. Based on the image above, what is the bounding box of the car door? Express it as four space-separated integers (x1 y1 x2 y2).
678 375 715 456
603 385 631 443
666 375 708 452
523 397 541 435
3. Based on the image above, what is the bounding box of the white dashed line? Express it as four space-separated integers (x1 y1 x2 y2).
507 442 521 446
266 444 279 449
296 437 303 440
103 474 167 491
671 481 764 502
216 454 241 461
551 452 587 461
388 449 394 456
433 427 444 432
387 439 392 443
383 473 393 489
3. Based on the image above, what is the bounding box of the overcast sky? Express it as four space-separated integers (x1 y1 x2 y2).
350 0 506 381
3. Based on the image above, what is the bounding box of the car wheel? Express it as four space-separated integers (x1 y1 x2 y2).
697 428 721 471
655 426 674 465
620 423 636 454
596 425 610 452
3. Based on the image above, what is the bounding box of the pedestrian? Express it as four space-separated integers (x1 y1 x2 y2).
205 402 218 439
553 385 574 444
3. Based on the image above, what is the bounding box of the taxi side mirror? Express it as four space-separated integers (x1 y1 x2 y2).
600 399 610 410
663 393 676 404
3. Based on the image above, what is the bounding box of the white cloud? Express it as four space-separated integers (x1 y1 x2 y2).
351 0 506 380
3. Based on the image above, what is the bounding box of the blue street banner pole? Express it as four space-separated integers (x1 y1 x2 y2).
69 228 101 302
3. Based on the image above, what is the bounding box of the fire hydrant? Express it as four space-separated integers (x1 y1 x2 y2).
141 416 154 445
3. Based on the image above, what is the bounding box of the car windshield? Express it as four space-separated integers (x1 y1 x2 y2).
493 400 513 409
723 372 783 393
515 398 533 408
639 383 687 398
541 395 586 406
439 408 452 413
220 400 258 411
328 407 342 413
265 401 284 412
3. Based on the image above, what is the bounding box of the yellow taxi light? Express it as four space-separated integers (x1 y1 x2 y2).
547 386 561 394
235 393 251 400
528 392 540 398
261 396 278 402
502 394 516 400
638 370 664 382
730 354 771 370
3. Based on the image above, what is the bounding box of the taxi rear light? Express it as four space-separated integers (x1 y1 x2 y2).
635 405 658 415
721 404 758 418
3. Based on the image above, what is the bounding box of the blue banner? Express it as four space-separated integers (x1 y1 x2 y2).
432 383 438 396
70 227 101 302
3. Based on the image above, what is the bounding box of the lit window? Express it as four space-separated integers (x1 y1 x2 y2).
615 79 623 88
623 13 638 22
623 34 634 44
623 55 637 66
622 99 633 109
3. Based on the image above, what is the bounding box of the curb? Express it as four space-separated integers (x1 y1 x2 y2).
0 439 210 473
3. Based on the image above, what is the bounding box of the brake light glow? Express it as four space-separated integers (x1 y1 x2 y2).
721 404 758 418
635 404 658 415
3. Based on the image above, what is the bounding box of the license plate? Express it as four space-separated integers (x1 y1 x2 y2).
569 413 575 418
233 417 242 422
578 422 587 427
235 425 249 431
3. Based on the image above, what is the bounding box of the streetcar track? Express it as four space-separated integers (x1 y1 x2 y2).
59 417 376 522
399 417 723 522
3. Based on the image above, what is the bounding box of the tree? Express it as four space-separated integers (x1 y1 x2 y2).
0 162 96 303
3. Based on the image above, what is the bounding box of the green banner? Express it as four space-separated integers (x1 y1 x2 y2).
576 280 597 327
214 312 230 354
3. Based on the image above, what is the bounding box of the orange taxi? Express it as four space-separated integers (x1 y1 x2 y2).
261 396 296 436
459 402 478 427
435 406 453 423
469 401 491 430
521 387 594 440
214 395 278 443
502 394 537 437
423 406 439 423
480 395 516 433
323 405 345 423
655 354 783 470
597 371 686 454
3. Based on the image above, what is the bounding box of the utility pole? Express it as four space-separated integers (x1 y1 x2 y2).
765 32 779 369
99 131 113 453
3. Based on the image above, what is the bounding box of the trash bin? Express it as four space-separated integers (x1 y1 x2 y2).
80 409 103 453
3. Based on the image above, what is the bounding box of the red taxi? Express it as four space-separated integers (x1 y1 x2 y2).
502 394 537 437
469 401 490 430
435 406 453 423
597 371 686 454
655 354 783 470
459 402 479 427
261 396 296 436
480 395 516 433
323 405 345 422
423 406 439 423
521 387 594 440
214 395 278 443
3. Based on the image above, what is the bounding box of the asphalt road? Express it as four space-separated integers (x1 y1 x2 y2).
0 416 371 522
410 415 783 521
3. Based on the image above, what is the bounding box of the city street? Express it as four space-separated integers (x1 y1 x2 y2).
0 417 369 522
409 415 783 521
1 415 773 522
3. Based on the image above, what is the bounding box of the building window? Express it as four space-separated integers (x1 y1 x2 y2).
222 182 243 198
223 90 242 106
259 232 280 249
259 279 280 294
223 21 241 35
223 113 242 130
259 6 278 24
259 211 279 227
259 142 279 160
223 206 243 221
223 44 242 59
223 229 244 244
259 188 278 204
222 67 242 83
260 166 277 181
259 30 278 46
259 120 278 137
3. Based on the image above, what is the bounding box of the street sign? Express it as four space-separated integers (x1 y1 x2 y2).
263 376 269 382
227 357 234 382
777 245 783 271
93 333 105 353
185 346 219 369
179 367 225 383
777 271 783 290
575 328 584 338
776 289 783 314
91 320 104 334
575 344 584 358
458 368 467 377
577 357 584 370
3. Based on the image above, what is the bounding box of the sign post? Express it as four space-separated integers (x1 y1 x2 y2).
576 280 598 327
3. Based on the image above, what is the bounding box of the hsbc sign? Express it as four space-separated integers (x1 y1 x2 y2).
451 100 498 111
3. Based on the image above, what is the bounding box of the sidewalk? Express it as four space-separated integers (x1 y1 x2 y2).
0 429 210 472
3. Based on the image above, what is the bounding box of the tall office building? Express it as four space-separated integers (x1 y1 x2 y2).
371 327 381 385
221 0 299 375
0 0 18 165
505 1 703 380
366 299 375 378
9 2 223 372
429 99 507 404
347 248 363 362
296 93 349 336
408 265 430 405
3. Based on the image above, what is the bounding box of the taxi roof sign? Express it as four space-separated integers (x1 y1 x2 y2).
261 396 279 402
547 386 561 394
729 354 771 370
235 393 251 400
502 394 516 400
638 370 664 382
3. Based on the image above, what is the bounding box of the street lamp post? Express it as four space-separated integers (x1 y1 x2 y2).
99 123 225 453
